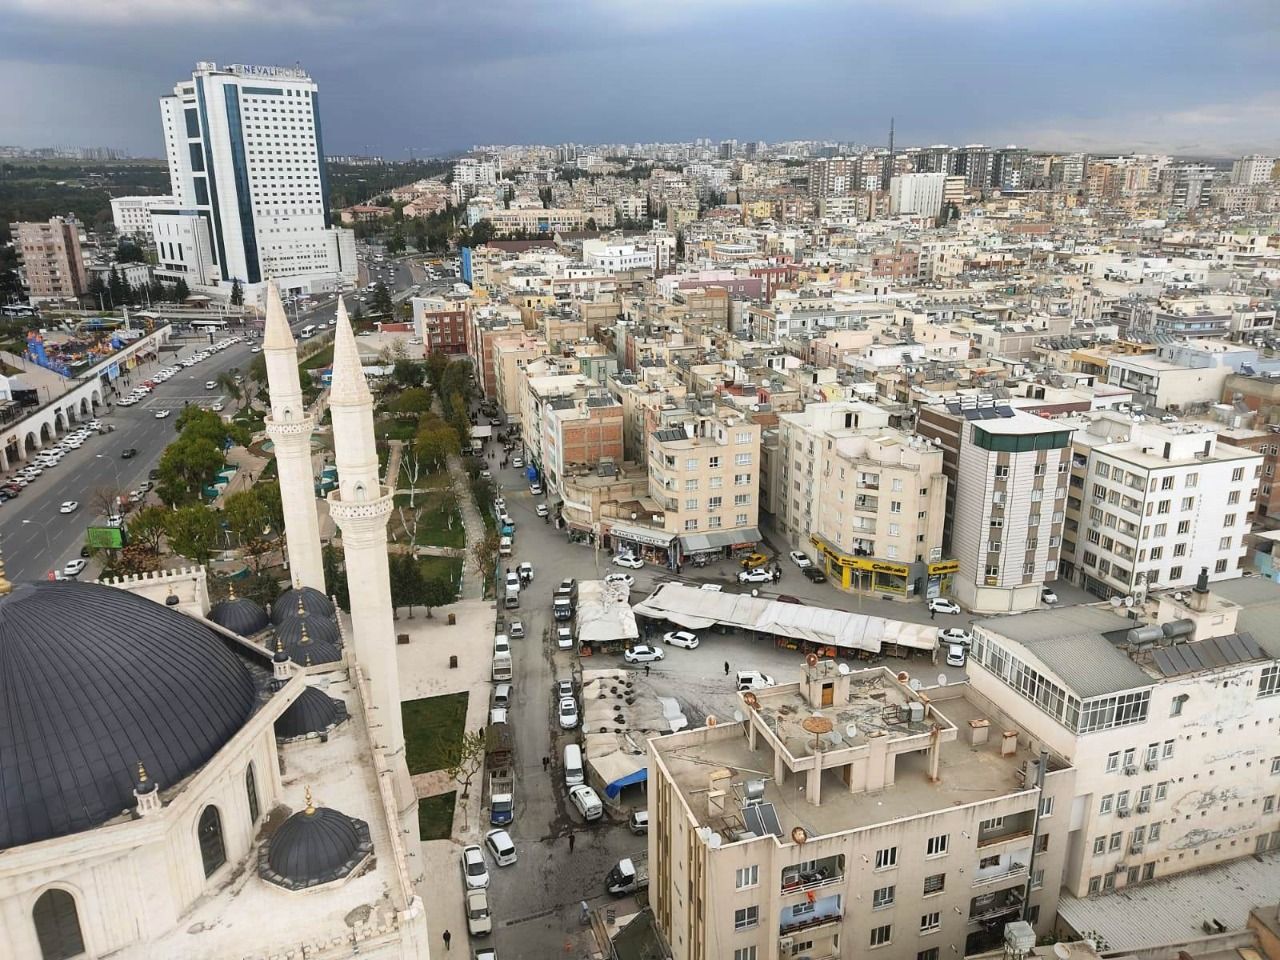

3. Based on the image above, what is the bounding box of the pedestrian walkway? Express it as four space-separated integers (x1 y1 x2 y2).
385 438 404 489
446 452 485 600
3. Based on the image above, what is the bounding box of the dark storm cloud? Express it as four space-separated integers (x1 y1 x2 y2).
0 0 1277 156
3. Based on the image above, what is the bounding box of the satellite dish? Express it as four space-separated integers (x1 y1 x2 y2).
1124 596 1134 607
706 715 717 727
909 678 922 691
937 674 949 687
806 652 819 668
791 826 809 845
695 826 713 843
837 663 851 675
1054 945 1071 960
733 710 744 723
1109 596 1123 607
708 833 723 849
844 723 858 739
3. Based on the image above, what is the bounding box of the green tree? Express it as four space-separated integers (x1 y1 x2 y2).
116 239 146 263
224 488 272 571
215 370 242 401
388 386 432 417
128 505 170 553
165 505 219 564
585 216 598 231
412 219 428 253
323 545 350 612
389 552 425 618
414 414 460 469
472 530 500 596
425 350 450 390
371 281 394 317
420 575 455 618
156 434 223 506
229 278 244 306
175 405 251 448
255 480 285 533
174 277 190 302
87 273 108 309
392 358 427 389
107 266 126 307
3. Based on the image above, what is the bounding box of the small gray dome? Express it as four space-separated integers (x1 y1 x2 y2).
273 612 342 665
208 596 270 636
275 687 348 741
271 586 334 625
261 797 371 890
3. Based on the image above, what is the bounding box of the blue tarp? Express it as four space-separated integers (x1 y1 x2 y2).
604 767 648 799
525 465 538 483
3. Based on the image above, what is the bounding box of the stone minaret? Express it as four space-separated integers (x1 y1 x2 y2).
263 281 326 593
325 297 406 770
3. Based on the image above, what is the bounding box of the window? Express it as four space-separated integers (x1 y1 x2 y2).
1162 740 1175 760
198 805 227 878
1155 782 1168 802
1106 752 1120 773
685 519 698 531
873 885 896 909
246 763 260 825
733 906 759 930
875 846 898 869
33 889 85 960
735 452 752 466
735 473 751 486
923 873 945 895
1233 467 1245 481
926 834 949 857
978 854 1001 869
1040 796 1055 817
1266 796 1276 814
734 493 751 506
709 456 721 469
1032 868 1044 890
1100 794 1114 814
920 914 941 935
1093 836 1106 856
869 924 893 947
1181 497 1196 511
736 431 751 444
1260 664 1280 698
1088 876 1101 895
1271 757 1280 775
685 458 698 470
1171 694 1187 717
1035 834 1049 854
1149 823 1161 842
735 865 758 889
1109 832 1122 851
685 498 699 510
734 949 757 960
735 513 748 526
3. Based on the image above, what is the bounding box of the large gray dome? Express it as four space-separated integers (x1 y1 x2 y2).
271 586 334 625
274 611 342 665
261 800 371 890
275 686 348 741
0 580 259 850
208 595 270 637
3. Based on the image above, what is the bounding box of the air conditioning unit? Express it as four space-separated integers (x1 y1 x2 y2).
1117 807 1131 818
1145 759 1158 771
1130 841 1144 854
1136 802 1150 814
1114 863 1128 873
779 937 794 952
1123 764 1138 776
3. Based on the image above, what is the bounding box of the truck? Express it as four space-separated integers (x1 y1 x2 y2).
605 854 649 896
485 722 515 826
491 651 512 682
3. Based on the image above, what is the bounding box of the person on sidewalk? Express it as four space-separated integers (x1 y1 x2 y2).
568 832 575 853
442 929 451 951
724 661 730 676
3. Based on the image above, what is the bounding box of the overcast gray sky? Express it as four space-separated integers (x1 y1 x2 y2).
1 0 1277 158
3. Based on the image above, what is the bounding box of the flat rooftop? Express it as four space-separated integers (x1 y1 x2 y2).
655 682 1043 842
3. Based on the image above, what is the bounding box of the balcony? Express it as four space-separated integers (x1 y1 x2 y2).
972 863 1028 888
780 856 845 895
968 889 1023 924
854 496 878 512
857 476 880 490
976 813 1035 848
779 910 843 936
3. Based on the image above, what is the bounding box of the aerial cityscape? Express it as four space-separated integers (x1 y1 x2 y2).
2 5 1280 960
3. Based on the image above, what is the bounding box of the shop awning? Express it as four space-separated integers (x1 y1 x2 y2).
679 527 762 552
606 521 675 548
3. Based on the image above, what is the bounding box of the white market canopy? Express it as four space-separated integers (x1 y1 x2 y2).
632 583 939 654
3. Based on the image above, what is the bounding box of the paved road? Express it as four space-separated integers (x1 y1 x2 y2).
2 261 418 583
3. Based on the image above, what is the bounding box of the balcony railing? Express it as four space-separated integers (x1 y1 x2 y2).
780 911 844 936
972 865 1028 888
781 873 844 896
976 826 1033 848
969 895 1023 924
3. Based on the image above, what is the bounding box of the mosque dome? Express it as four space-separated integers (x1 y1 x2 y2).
0 580 259 850
274 612 342 665
208 592 271 637
275 686 349 741
271 586 334 625
261 791 372 890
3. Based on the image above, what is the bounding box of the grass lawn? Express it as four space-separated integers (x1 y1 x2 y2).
377 419 418 442
418 554 463 593
402 691 468 775
299 344 334 372
414 499 464 549
417 792 456 841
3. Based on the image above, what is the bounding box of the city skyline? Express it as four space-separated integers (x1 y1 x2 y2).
1 0 1278 158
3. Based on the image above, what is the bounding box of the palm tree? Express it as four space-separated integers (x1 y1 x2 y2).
216 371 242 401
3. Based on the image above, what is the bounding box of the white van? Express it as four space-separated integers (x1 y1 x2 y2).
498 536 512 557
299 324 317 340
563 743 584 787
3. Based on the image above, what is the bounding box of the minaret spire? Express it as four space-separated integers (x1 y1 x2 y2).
263 279 326 592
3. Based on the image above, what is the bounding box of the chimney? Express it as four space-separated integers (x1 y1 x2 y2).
1190 566 1210 612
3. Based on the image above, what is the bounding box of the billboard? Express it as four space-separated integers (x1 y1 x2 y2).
85 526 126 550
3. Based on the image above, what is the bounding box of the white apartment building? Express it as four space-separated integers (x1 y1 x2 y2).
452 156 500 201
968 574 1280 904
648 660 1077 960
152 61 357 300
1059 413 1261 598
774 402 949 598
889 173 946 219
917 401 1074 614
1230 155 1276 186
581 240 656 275
110 195 175 238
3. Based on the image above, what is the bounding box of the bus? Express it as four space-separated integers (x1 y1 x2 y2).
299 324 318 340
190 318 228 332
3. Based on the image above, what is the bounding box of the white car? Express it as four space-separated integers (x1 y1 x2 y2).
460 844 489 889
511 457 524 468
624 644 664 664
154 409 171 419
788 551 813 569
466 888 493 937
927 597 961 615
946 644 968 668
612 554 644 569
1041 586 1059 605
556 626 574 650
517 561 533 581
568 784 603 821
529 482 542 495
205 380 218 389
62 559 88 578
735 670 776 692
535 503 548 517
558 696 579 729
939 628 972 645
59 500 79 514
484 828 518 867
604 572 634 589
663 630 700 649
737 567 774 584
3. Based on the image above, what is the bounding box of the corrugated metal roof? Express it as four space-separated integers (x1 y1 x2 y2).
1057 851 1280 951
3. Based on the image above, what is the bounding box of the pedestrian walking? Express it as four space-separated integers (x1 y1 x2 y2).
542 755 549 770
442 929 451 951
644 663 650 676
724 661 730 676
568 833 576 853
930 607 936 620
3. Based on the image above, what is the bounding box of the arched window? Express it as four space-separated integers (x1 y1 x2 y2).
198 805 227 878
246 763 260 825
33 889 85 960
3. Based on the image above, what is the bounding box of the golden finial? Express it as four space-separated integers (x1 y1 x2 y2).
300 622 311 644
0 548 11 596
304 786 315 815
304 652 312 667
228 582 237 601
137 761 148 783
296 592 306 616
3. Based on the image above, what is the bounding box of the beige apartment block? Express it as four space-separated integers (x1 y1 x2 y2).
490 333 548 415
648 660 1075 960
774 402 948 598
967 575 1280 903
540 394 624 494
648 403 762 559
468 312 526 399
12 217 87 301
517 363 596 475
610 369 689 465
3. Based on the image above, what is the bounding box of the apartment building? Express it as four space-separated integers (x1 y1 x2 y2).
967 574 1280 903
889 173 946 219
773 402 950 597
481 206 615 236
540 394 624 494
582 239 656 275
11 217 87 302
647 660 1075 960
467 311 525 399
648 403 762 561
1058 412 1261 597
517 364 597 476
490 334 548 415
611 370 689 465
410 293 469 355
917 401 1073 614
1231 155 1276 187
109 195 175 238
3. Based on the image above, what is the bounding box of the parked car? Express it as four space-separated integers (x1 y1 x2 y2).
508 618 525 639
803 567 827 583
939 628 972 645
739 552 769 569
460 844 489 889
1041 586 1059 605
927 597 962 615
737 567 774 584
529 482 542 495
568 784 603 821
555 678 574 699
517 561 533 582
62 559 88 578
556 625 574 650
629 810 650 835
535 503 549 517
788 551 813 568
662 630 700 649
946 643 969 668
484 828 518 867
558 697 579 729
511 457 524 469
466 889 493 937
612 554 644 569
623 644 665 664
735 670 776 692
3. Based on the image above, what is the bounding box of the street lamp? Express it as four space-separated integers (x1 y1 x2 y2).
96 453 123 488
22 518 52 554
